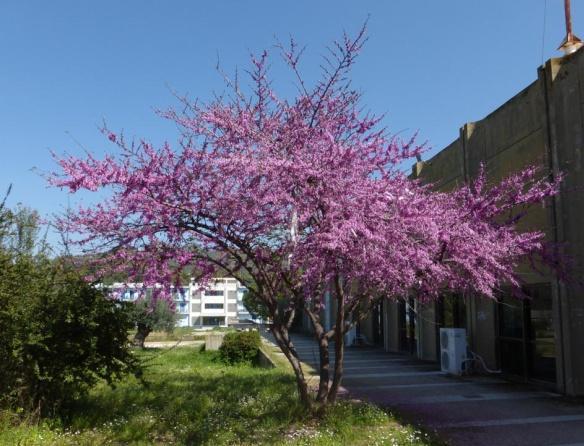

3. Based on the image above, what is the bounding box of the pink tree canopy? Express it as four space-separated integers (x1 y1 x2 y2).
50 26 561 406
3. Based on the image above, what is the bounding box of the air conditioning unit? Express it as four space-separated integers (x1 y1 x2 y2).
440 328 467 375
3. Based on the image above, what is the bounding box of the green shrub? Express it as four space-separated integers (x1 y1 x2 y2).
242 289 269 320
219 330 261 365
0 203 140 417
0 260 140 417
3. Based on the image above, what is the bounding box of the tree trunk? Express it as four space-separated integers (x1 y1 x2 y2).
328 327 345 403
328 275 346 404
304 307 331 405
316 335 331 403
133 323 150 349
271 323 312 409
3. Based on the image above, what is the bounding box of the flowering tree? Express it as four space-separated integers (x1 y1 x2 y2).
50 26 560 409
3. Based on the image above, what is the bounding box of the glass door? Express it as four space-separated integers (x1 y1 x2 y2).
497 283 556 383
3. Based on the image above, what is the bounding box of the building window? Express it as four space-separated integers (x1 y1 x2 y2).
123 290 137 301
497 283 556 383
204 290 224 297
436 294 466 329
202 316 224 326
204 303 224 310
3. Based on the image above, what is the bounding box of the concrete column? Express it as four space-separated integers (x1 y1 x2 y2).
385 300 401 352
417 302 438 361
540 54 584 396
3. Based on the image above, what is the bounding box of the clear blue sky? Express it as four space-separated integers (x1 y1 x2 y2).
0 0 579 245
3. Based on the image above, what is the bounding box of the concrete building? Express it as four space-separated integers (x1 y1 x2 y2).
374 48 584 397
173 286 190 327
109 277 250 328
189 277 250 327
296 48 584 397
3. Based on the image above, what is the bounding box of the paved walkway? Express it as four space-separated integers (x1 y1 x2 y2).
280 333 584 446
144 340 204 348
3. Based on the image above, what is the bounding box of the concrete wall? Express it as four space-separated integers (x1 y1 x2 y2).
541 53 584 396
389 49 584 396
383 300 400 352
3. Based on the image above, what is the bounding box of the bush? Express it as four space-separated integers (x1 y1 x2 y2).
0 203 140 417
0 259 140 417
219 330 261 365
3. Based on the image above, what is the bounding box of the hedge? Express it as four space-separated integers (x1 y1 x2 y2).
219 330 261 365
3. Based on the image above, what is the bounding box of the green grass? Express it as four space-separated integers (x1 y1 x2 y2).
0 347 440 445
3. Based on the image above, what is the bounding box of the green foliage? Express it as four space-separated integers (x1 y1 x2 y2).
0 200 140 417
129 295 177 347
132 296 177 333
219 330 261 365
0 347 437 445
242 289 269 320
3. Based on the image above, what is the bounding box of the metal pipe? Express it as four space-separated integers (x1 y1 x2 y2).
558 0 583 55
565 0 573 38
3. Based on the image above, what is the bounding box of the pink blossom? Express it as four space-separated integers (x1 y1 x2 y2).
49 25 562 406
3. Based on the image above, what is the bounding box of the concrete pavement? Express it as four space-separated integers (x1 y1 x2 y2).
279 333 584 446
143 340 204 348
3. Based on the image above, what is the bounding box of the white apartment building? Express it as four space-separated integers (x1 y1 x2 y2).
108 278 251 328
173 286 191 327
188 277 251 327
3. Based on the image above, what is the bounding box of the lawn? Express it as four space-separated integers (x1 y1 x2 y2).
0 347 439 445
